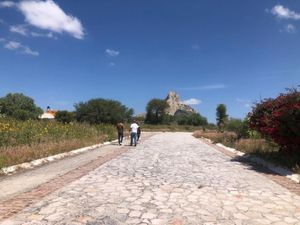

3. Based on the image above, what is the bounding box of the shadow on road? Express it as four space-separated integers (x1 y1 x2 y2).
230 155 277 175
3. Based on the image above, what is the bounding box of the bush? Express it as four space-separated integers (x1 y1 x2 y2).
249 89 300 152
225 118 250 139
75 98 133 124
55 110 75 123
0 93 43 120
176 113 208 126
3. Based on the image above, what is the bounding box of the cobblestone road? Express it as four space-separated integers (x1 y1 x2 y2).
1 133 300 225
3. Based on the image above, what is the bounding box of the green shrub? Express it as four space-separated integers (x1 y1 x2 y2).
225 118 250 139
176 113 208 126
55 110 75 123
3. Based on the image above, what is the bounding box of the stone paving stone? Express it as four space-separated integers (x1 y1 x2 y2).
1 132 300 224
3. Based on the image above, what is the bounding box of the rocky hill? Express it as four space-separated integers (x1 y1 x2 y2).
165 91 196 116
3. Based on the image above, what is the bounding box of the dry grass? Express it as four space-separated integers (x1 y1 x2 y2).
234 138 277 154
0 135 108 168
192 130 204 138
235 139 300 173
193 130 237 147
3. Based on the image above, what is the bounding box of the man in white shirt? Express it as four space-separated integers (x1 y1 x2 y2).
130 120 139 146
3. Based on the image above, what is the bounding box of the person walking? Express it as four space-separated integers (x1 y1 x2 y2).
137 123 141 142
116 122 124 145
130 120 139 146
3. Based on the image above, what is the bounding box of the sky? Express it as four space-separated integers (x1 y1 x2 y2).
0 0 300 123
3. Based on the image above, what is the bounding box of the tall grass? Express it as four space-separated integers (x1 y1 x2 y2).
0 118 116 169
234 138 277 154
193 130 277 153
193 130 237 147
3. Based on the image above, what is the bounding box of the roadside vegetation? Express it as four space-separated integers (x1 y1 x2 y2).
193 88 300 173
0 94 121 169
0 92 208 169
0 118 116 169
1 88 299 173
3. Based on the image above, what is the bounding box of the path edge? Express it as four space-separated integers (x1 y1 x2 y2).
0 139 118 176
199 137 300 184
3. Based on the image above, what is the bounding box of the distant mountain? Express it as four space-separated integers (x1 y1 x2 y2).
165 91 196 116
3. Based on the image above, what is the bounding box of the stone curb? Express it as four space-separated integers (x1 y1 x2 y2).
0 139 119 176
201 137 300 184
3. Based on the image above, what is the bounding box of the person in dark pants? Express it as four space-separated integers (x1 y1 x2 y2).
130 120 139 146
116 122 124 145
137 124 141 141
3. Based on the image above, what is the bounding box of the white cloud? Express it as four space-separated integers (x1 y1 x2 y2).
180 84 227 91
10 25 28 36
105 48 120 57
3 40 39 56
236 98 251 108
182 98 202 105
30 31 55 39
271 5 300 20
18 0 84 39
286 24 296 32
22 46 39 56
0 1 15 8
281 24 296 33
9 24 57 39
4 41 21 49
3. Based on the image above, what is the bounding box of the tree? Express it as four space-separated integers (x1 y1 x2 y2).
216 104 228 130
145 98 168 124
0 93 43 120
74 98 133 124
55 110 75 123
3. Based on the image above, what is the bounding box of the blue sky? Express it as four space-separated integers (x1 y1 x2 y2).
0 0 299 123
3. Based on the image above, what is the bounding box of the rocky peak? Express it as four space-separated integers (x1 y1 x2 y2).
165 91 196 116
166 91 180 103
